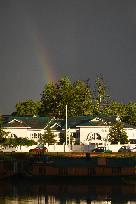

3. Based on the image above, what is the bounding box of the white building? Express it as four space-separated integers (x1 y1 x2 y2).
2 115 136 148
3 116 62 143
76 116 136 145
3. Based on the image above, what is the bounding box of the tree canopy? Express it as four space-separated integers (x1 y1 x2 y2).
13 75 136 128
121 102 136 126
108 121 128 144
15 99 41 116
0 116 9 145
40 76 94 118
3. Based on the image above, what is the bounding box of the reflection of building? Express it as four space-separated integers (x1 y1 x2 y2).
2 115 136 148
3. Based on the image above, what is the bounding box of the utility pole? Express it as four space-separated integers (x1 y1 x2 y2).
68 128 70 146
66 104 67 145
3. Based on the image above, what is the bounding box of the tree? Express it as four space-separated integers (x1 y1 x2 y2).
71 80 93 116
40 125 56 145
93 74 111 115
1 136 37 148
108 121 128 144
15 99 41 116
40 81 58 117
101 101 136 126
0 116 9 145
15 137 37 147
122 102 136 126
0 129 7 145
101 100 126 117
40 76 94 118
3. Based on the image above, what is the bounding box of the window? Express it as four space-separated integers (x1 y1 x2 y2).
129 139 136 144
38 133 42 138
34 133 37 138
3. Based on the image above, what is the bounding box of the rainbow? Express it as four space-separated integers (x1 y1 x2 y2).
32 30 57 83
20 4 57 83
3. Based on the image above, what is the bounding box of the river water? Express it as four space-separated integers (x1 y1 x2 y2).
0 176 135 204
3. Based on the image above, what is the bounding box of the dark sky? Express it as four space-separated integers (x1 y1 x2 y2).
1 0 136 114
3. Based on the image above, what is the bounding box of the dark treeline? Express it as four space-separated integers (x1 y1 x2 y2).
11 75 136 126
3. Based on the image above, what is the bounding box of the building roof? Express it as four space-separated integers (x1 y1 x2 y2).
3 116 51 129
4 119 29 128
76 115 135 128
2 115 135 130
62 115 94 129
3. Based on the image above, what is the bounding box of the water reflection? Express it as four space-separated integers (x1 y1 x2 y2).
0 176 135 203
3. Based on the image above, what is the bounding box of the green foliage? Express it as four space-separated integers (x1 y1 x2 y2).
103 101 136 126
40 76 93 118
0 128 8 137
40 81 58 117
40 125 56 145
15 99 41 116
0 117 9 144
72 80 93 116
101 101 126 117
0 117 14 146
95 74 107 103
93 74 111 115
2 137 37 148
11 75 136 123
13 137 37 147
122 102 136 126
0 130 7 145
108 121 128 144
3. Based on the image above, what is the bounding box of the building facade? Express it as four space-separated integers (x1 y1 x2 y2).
2 115 136 147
